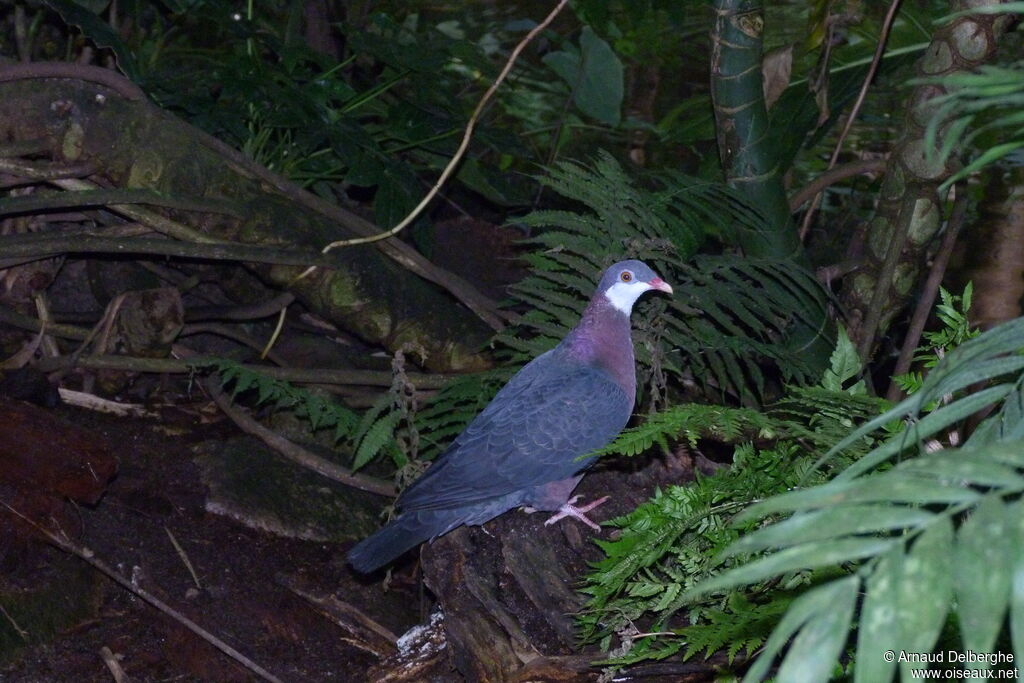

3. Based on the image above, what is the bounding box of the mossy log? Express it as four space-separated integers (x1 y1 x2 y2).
0 71 494 372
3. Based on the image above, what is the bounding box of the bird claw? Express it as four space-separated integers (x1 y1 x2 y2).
543 495 610 531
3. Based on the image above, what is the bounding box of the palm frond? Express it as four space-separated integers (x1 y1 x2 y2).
679 317 1024 682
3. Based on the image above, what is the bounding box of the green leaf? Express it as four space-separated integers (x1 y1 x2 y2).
687 538 893 599
820 326 863 392
1009 499 1024 674
742 577 858 683
969 383 1024 446
898 518 953 679
725 505 933 557
955 497 1013 662
739 476 980 521
930 357 1024 401
840 384 1015 479
543 27 623 126
43 0 141 81
576 27 624 127
855 548 902 683
827 318 1024 476
899 454 1024 489
775 575 858 683
352 413 397 471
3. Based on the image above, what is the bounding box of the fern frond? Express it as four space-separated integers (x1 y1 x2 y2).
506 152 829 402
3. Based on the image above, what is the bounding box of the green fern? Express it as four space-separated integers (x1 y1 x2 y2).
578 323 882 666
413 367 513 460
595 403 776 457
578 441 838 654
679 592 794 664
893 283 978 397
352 407 400 471
200 358 360 438
506 151 827 402
196 358 415 474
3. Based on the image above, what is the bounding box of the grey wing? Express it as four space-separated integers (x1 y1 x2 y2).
398 355 631 512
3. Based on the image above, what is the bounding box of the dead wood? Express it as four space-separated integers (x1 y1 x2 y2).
402 465 676 683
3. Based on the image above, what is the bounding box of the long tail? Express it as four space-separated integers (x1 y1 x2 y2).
347 510 462 573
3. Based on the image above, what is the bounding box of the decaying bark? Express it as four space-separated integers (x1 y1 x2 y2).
839 1 1017 356
373 464 683 683
0 71 496 372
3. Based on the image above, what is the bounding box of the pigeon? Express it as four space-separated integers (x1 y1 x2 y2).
348 260 672 573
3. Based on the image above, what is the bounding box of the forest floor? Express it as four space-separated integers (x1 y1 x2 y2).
0 402 424 682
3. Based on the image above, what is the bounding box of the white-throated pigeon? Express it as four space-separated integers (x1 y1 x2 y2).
348 260 672 573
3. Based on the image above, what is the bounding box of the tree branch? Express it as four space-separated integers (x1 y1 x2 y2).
885 188 969 401
789 158 887 211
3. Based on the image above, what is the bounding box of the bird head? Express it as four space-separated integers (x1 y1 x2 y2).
598 260 673 314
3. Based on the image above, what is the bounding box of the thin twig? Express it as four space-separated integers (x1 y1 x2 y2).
0 318 45 369
0 139 51 158
186 293 295 322
58 388 155 417
279 574 397 658
51 178 225 244
206 379 397 498
886 187 969 401
292 0 571 282
261 307 288 360
0 158 99 180
798 0 903 239
179 323 289 367
165 527 203 590
32 293 60 359
0 186 243 218
0 303 90 340
789 158 887 211
0 499 284 683
0 602 29 640
64 293 126 373
99 646 130 683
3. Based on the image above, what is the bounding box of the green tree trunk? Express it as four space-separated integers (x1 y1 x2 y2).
710 0 834 374
710 0 798 260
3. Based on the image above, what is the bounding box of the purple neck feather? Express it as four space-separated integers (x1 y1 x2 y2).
563 295 637 405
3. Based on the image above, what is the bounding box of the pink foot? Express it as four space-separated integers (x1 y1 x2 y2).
543 495 610 531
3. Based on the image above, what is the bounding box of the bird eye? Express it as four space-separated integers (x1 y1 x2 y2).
620 271 633 282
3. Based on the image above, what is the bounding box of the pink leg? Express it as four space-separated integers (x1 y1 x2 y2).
543 495 611 531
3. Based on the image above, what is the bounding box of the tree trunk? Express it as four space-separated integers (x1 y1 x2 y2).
839 1 1017 357
962 167 1024 328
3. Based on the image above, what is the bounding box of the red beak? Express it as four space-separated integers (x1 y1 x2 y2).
650 277 673 295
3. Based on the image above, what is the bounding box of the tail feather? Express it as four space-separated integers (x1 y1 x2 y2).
348 510 460 573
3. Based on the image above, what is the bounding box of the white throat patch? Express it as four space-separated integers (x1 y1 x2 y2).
604 281 651 314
